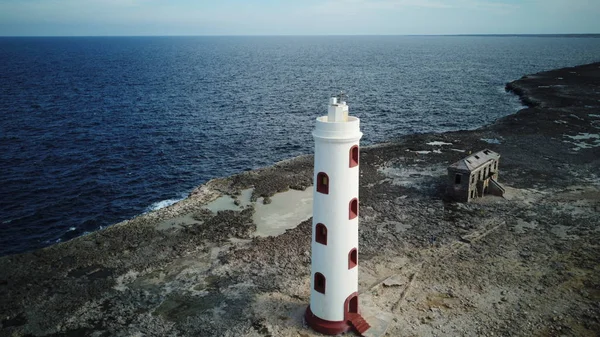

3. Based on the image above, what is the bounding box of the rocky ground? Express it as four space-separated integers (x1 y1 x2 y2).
1 63 599 337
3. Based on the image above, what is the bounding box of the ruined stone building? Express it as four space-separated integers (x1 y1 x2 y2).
447 149 505 202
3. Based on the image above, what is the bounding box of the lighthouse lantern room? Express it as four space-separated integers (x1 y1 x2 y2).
305 94 371 335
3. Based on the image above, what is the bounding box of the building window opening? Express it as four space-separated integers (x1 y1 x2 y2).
315 223 327 245
316 172 329 194
471 190 475 199
314 272 326 294
471 175 475 184
349 198 358 219
474 155 480 159
348 248 358 269
455 174 462 185
349 145 359 167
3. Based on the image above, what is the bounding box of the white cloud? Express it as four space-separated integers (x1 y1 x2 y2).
313 0 451 15
533 0 600 12
0 0 597 35
313 0 520 14
0 0 219 25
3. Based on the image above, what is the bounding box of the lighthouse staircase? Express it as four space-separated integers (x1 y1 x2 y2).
348 313 371 336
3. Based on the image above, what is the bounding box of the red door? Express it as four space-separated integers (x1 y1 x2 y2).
344 292 359 320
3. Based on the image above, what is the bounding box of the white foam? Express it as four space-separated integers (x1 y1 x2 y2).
405 149 431 154
589 114 600 118
481 138 502 144
569 114 583 120
145 196 185 212
426 141 452 146
563 133 600 151
565 133 600 141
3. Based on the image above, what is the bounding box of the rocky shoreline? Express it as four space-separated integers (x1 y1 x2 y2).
1 63 599 337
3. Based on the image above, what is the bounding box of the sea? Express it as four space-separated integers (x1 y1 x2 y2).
1 35 599 256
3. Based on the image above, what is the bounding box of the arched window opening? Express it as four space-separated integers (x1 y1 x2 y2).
314 272 326 294
349 145 359 168
316 172 329 194
349 198 358 220
348 248 358 269
315 223 327 245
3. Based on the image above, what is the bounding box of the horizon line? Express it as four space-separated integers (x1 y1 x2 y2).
1 33 600 38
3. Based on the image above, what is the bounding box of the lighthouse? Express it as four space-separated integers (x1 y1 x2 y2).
305 94 370 335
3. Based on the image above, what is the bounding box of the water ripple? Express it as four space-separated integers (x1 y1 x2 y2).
1 36 600 255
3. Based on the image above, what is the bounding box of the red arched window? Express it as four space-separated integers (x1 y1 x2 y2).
349 145 359 168
316 172 329 194
349 198 358 219
348 248 357 269
314 272 326 294
315 223 327 245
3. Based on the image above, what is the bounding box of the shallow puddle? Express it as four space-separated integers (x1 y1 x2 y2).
253 188 313 236
379 165 446 188
156 213 199 230
203 188 253 212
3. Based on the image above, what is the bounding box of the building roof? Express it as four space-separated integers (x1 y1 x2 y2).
449 149 500 172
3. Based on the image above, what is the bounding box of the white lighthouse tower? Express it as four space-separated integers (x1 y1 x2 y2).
305 94 370 335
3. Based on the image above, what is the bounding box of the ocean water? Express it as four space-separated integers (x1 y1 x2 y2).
1 35 599 256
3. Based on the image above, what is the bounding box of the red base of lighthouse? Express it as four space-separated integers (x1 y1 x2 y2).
304 306 351 335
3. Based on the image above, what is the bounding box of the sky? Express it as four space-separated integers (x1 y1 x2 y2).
0 0 599 36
